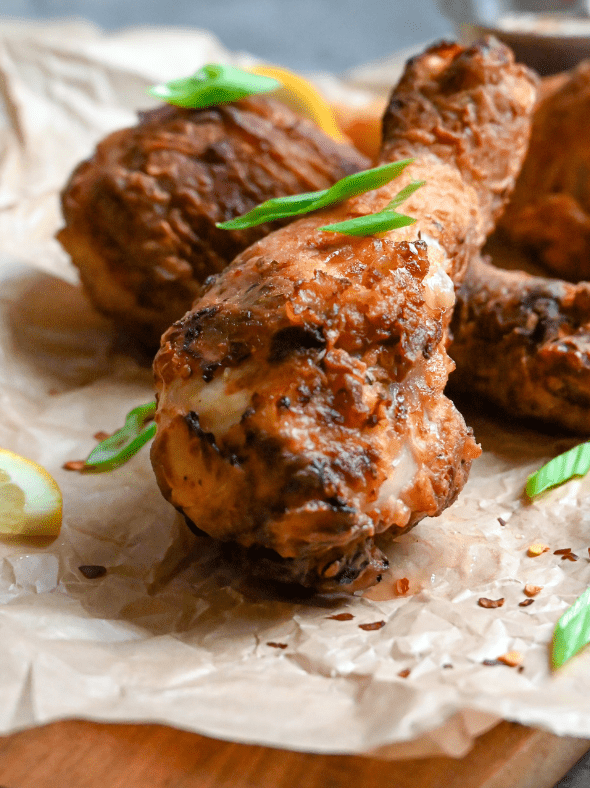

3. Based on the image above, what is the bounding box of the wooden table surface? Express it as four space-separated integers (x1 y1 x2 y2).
0 720 588 788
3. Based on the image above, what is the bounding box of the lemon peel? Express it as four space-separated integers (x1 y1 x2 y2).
0 448 62 537
248 64 346 142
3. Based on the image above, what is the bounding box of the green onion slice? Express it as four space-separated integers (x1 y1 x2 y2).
319 180 424 236
525 441 590 498
148 63 280 109
216 159 415 231
552 587 590 669
84 402 157 472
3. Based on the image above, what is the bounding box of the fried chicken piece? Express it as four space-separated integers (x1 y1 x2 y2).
450 255 590 433
151 39 537 593
498 60 590 281
57 97 368 348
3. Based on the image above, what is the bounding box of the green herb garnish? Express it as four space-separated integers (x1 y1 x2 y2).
552 587 590 669
148 63 280 109
216 159 415 232
84 402 156 471
525 441 590 498
318 180 424 236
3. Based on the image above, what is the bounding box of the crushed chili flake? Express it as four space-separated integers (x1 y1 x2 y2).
327 613 354 621
442 664 453 669
359 620 386 631
524 584 543 597
554 548 572 555
518 666 525 673
79 565 107 579
519 599 534 607
63 460 86 471
478 597 505 609
267 642 287 649
93 431 111 442
562 553 578 561
497 517 507 527
498 651 523 668
398 668 411 678
527 543 550 557
395 578 410 595
483 659 502 666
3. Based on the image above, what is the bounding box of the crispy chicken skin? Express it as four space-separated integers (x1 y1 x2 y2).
57 96 368 347
498 60 590 281
450 256 590 434
151 39 537 592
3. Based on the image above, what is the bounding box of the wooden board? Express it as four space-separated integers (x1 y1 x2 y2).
0 720 587 788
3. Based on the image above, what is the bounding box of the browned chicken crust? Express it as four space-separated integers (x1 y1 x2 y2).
450 255 590 434
57 96 368 347
498 60 590 281
151 39 537 593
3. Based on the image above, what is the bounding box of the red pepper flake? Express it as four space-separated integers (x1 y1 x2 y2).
483 659 502 666
442 663 453 669
554 548 572 555
518 665 525 673
63 460 86 471
267 642 287 649
398 668 411 678
519 599 534 607
93 431 111 442
497 517 507 527
562 553 578 561
79 565 107 579
498 651 523 667
395 578 410 595
478 597 505 609
359 620 386 631
327 613 354 621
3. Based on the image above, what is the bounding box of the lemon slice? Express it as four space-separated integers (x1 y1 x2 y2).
248 64 346 142
0 448 62 537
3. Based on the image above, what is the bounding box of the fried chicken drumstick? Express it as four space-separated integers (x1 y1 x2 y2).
151 40 537 593
450 256 590 433
58 97 368 348
498 60 590 281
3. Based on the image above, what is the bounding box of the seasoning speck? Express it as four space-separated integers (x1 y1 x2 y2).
527 543 550 557
497 517 507 527
327 613 354 621
554 547 572 555
79 565 107 579
395 577 410 595
93 431 111 442
524 584 543 597
267 642 287 649
478 597 505 609
63 460 86 471
398 668 411 678
519 599 534 607
498 651 523 668
483 659 501 666
442 663 453 669
562 553 578 561
359 620 386 631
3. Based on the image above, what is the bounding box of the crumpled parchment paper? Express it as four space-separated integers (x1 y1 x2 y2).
1 19 590 760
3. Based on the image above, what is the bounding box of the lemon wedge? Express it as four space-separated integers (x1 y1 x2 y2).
0 448 62 537
248 64 346 142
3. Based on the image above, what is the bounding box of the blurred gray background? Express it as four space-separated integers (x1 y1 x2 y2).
2 1 590 786
3 0 453 73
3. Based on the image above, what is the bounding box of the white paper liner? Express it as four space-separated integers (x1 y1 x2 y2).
1 20 589 758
